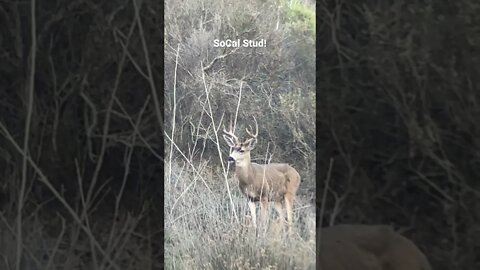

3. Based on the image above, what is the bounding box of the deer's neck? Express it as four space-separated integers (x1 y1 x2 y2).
235 159 254 185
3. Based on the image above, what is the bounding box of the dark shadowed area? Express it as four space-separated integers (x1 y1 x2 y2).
0 1 162 269
319 1 480 269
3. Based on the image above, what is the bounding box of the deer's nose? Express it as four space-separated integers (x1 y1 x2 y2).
228 156 235 163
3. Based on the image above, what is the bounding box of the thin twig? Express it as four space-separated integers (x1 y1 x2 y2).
167 44 180 186
132 0 164 132
318 158 334 246
16 0 36 268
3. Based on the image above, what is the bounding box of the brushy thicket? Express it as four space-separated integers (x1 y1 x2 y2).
0 1 162 269
319 1 480 269
164 0 315 269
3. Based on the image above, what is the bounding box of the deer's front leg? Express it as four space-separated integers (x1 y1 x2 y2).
247 200 257 228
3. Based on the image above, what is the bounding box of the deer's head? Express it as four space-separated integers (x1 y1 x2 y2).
223 117 258 165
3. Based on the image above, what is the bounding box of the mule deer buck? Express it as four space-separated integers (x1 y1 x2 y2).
222 117 301 234
319 225 432 270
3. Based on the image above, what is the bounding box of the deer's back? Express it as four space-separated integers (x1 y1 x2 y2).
253 162 300 186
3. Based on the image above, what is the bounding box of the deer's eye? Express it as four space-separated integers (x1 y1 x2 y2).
239 149 245 153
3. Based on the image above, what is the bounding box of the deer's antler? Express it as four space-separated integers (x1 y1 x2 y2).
245 116 258 139
223 117 240 144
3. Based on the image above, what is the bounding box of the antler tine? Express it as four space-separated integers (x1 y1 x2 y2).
245 116 258 138
223 117 240 144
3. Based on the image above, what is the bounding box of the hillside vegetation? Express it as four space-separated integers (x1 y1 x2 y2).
164 0 315 269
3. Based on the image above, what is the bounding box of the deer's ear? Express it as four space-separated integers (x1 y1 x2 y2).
223 134 236 147
246 138 257 150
